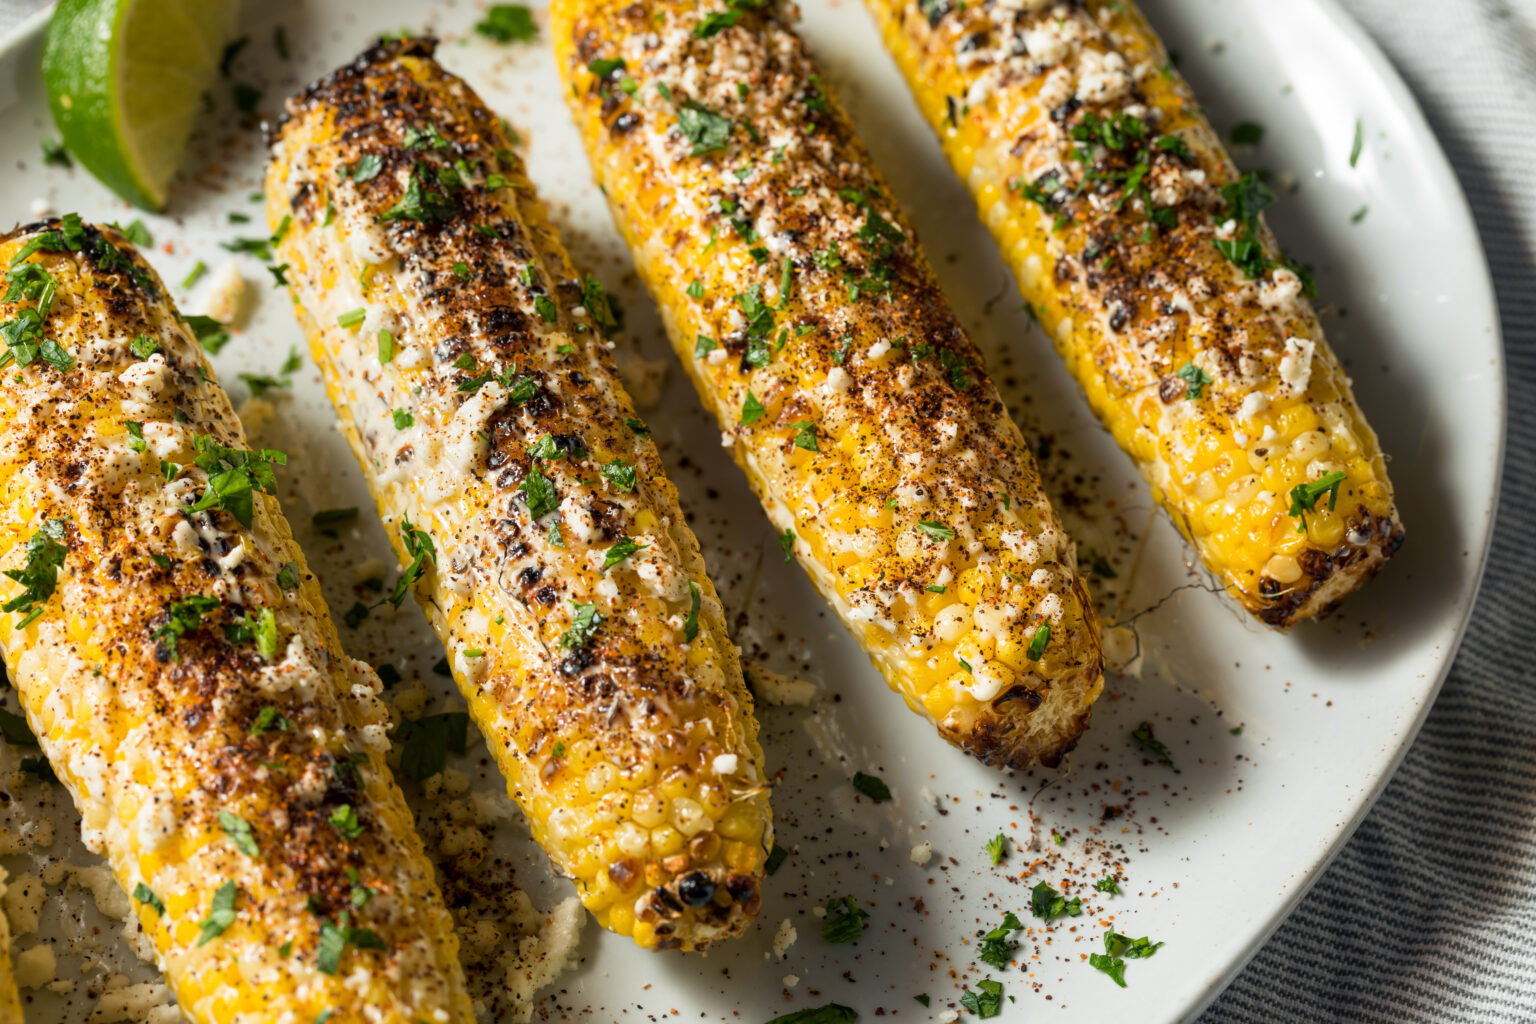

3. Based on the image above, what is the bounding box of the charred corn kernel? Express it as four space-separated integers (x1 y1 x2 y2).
552 0 1104 769
266 38 771 952
865 0 1404 628
0 221 471 1023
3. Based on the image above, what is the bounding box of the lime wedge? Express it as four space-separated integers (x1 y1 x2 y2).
42 0 238 210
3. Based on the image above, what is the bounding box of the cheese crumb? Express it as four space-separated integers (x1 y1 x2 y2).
910 842 933 866
195 261 248 326
772 918 797 958
14 942 55 989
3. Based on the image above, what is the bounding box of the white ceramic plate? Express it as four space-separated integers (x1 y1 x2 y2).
0 0 1501 1021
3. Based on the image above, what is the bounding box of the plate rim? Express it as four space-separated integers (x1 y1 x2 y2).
1175 0 1507 1017
0 0 1507 1020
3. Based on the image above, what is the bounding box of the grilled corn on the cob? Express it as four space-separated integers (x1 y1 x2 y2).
552 0 1104 768
266 38 773 952
0 219 472 1022
863 0 1404 627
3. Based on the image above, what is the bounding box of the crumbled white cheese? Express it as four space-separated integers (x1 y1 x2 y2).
749 663 817 706
910 842 933 866
14 942 55 989
86 980 177 1024
196 261 247 326
1238 392 1269 421
772 918 797 958
503 897 585 1019
1278 336 1316 395
711 753 740 775
3 873 43 935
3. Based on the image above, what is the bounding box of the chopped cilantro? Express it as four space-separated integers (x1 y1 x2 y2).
396 712 471 781
184 314 231 353
820 895 867 943
677 101 733 156
218 810 259 857
188 436 285 528
1214 172 1278 279
476 4 537 42
153 594 219 661
276 561 302 590
0 707 37 746
1026 622 1050 661
328 804 364 841
250 706 290 735
1175 361 1213 399
778 528 795 563
985 833 1007 865
133 883 164 916
225 606 278 659
1230 121 1265 145
977 911 1023 969
683 581 701 643
350 154 383 182
316 911 387 974
40 137 71 167
852 771 890 802
1104 929 1164 960
196 881 238 946
519 465 560 520
601 537 645 571
379 164 458 224
3 518 68 628
1288 471 1346 533
765 843 789 875
1029 880 1082 921
389 516 436 607
916 520 954 542
1096 875 1121 894
960 979 1004 1018
763 1006 857 1024
1131 720 1177 769
560 602 602 650
601 459 637 492
403 123 450 151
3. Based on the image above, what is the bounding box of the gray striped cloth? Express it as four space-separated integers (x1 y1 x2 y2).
0 0 1529 1020
1203 1 1536 1021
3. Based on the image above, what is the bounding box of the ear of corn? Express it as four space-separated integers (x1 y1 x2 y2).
266 38 773 952
550 0 1104 769
0 220 473 1022
863 0 1404 627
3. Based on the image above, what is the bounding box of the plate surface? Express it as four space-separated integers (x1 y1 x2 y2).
0 1 1501 1022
